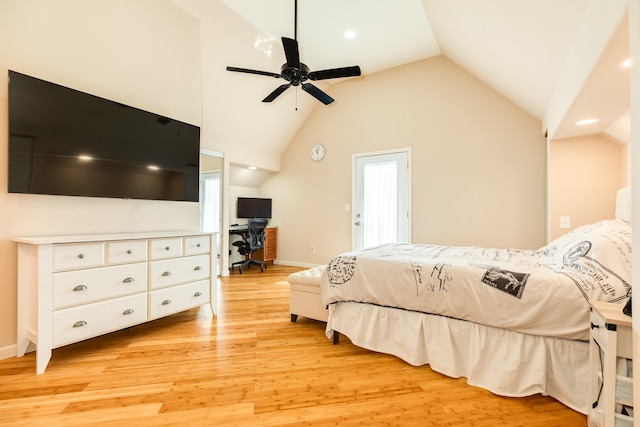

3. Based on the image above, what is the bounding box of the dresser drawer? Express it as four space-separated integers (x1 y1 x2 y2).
149 254 210 290
184 235 210 255
53 243 104 271
149 238 182 260
53 293 147 347
53 263 148 309
107 239 148 264
149 280 210 319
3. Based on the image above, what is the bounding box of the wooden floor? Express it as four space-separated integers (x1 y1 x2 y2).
0 265 587 426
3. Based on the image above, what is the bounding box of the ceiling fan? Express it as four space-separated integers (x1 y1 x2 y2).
225 0 361 105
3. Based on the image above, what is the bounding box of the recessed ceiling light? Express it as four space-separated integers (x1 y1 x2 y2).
344 30 356 39
147 165 159 170
247 166 257 170
576 118 599 125
619 58 631 68
78 155 93 161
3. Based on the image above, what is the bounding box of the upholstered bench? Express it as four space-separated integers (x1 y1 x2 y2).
288 265 328 322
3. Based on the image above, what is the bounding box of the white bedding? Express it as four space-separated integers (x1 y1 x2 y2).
321 219 632 341
326 301 591 413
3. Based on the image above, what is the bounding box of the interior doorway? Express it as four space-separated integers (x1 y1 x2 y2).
353 149 410 250
200 150 223 275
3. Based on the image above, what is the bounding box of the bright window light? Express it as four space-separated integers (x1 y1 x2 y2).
576 118 599 125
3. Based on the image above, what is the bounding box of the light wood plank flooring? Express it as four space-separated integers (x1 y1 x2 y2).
0 265 586 426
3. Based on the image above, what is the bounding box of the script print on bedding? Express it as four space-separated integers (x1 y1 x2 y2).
321 219 632 341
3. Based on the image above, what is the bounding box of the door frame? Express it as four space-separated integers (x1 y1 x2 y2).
352 147 412 250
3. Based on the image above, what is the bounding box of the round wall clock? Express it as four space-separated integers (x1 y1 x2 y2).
310 144 325 161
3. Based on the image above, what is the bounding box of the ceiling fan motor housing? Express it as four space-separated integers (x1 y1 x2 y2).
281 63 309 86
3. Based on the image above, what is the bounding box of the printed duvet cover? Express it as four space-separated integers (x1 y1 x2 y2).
321 219 631 340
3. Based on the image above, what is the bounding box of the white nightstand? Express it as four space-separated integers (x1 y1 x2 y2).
588 300 633 427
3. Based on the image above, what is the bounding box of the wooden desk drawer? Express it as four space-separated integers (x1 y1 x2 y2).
53 293 147 347
149 280 210 319
149 254 210 290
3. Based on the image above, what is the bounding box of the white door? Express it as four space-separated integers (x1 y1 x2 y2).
354 150 410 250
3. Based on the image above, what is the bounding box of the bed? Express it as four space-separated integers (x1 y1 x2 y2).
320 188 632 414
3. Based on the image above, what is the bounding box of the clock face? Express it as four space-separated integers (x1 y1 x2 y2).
311 144 325 161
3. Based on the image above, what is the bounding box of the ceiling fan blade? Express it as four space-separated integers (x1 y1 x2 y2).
301 83 334 105
308 66 362 81
281 37 300 68
226 66 281 79
262 84 291 102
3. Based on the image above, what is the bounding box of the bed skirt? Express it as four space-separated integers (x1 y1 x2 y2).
325 301 589 414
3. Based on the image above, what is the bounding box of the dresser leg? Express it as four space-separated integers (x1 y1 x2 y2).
36 347 52 375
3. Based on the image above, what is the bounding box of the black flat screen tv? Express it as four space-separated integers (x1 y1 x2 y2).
8 70 201 202
237 197 272 219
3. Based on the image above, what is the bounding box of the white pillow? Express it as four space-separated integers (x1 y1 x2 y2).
540 220 632 303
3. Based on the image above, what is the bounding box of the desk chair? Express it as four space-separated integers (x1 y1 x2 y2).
231 218 268 273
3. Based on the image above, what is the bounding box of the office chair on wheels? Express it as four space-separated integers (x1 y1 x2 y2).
231 218 268 273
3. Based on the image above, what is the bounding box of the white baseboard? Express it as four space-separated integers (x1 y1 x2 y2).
0 344 17 361
273 260 323 269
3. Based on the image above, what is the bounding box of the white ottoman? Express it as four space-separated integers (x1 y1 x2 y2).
288 266 328 322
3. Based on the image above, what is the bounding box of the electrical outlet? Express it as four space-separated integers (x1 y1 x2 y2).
560 216 571 229
309 246 316 255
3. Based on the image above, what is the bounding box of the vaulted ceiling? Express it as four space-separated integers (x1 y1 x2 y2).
176 0 630 180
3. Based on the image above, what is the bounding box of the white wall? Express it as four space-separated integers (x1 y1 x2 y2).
0 0 201 352
262 56 548 266
549 135 627 240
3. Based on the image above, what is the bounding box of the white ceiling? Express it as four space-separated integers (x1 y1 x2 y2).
175 0 631 183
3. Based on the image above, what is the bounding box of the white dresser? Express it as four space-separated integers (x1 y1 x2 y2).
14 231 217 374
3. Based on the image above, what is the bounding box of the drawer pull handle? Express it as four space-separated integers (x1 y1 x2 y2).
78 254 84 259
194 266 202 271
162 299 172 305
127 249 132 254
73 320 87 328
590 322 599 330
165 246 170 251
123 277 135 283
162 271 172 277
194 291 202 297
123 309 135 315
73 285 88 292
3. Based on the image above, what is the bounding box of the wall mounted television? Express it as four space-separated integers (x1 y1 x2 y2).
8 70 201 202
237 197 272 219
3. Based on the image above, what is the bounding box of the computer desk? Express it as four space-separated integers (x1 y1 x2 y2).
227 225 277 268
229 226 249 236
